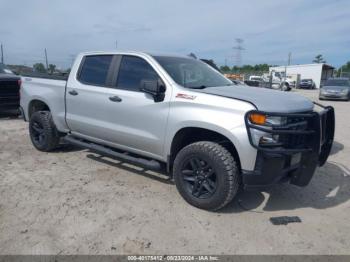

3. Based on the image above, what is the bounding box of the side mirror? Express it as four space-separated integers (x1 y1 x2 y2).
141 79 166 102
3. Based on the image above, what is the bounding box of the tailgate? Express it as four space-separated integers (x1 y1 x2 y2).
0 79 20 106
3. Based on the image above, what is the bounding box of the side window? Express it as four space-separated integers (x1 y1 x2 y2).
116 56 159 91
78 55 113 86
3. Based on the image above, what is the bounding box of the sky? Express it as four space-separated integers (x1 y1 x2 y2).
0 0 349 69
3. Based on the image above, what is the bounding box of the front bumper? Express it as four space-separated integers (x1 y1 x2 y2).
242 104 335 189
319 93 349 100
299 84 313 89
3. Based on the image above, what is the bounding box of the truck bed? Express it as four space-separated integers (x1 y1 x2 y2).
0 74 21 111
20 75 68 131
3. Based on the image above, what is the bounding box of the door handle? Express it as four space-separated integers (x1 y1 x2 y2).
109 96 122 102
68 90 78 96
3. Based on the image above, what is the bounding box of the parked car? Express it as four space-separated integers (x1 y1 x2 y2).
319 78 350 101
20 51 335 211
261 71 293 91
299 79 316 89
244 80 260 87
0 63 21 113
231 79 247 86
249 75 263 82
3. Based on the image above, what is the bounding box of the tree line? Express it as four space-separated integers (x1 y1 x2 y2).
33 63 57 74
29 54 350 77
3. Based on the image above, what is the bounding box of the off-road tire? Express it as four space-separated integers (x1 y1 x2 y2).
173 141 240 211
29 111 60 152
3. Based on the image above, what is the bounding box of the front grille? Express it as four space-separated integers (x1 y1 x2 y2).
245 110 320 154
278 116 310 149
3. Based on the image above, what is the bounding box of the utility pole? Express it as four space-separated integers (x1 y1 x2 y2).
1 43 4 64
115 40 118 49
44 48 49 70
288 52 292 65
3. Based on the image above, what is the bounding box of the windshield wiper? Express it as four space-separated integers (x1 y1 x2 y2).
186 85 208 89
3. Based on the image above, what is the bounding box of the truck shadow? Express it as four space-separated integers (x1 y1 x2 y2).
223 160 350 213
68 140 348 212
329 141 344 156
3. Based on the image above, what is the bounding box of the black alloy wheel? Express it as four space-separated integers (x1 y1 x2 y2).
29 111 60 152
30 119 46 146
180 156 217 199
173 141 240 211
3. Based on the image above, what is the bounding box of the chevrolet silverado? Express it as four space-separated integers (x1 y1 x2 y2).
20 51 335 210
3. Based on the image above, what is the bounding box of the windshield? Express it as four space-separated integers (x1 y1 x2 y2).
325 79 349 86
153 56 233 88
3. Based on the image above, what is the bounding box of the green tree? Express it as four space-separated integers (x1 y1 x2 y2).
337 61 350 77
313 54 326 63
220 65 231 72
33 63 47 73
48 64 56 74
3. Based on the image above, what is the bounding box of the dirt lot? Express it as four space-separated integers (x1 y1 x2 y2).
0 89 349 255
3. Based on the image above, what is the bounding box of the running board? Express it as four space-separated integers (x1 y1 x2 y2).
63 135 162 171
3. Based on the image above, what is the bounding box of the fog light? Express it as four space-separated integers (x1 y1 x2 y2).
259 135 279 145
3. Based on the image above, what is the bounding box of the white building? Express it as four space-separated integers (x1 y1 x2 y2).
269 63 335 89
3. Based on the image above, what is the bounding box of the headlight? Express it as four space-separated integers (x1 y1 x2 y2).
248 113 287 126
320 89 327 94
341 89 348 95
247 112 286 146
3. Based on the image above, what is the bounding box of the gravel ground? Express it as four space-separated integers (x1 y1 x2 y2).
0 89 349 255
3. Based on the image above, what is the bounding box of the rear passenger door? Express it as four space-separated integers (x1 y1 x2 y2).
66 54 122 142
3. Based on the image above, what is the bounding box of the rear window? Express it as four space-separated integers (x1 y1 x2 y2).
78 55 113 86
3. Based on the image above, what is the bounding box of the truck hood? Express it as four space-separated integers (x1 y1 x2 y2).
196 85 314 113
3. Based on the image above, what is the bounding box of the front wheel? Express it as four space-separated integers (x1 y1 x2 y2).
281 83 290 91
29 111 60 152
173 141 240 211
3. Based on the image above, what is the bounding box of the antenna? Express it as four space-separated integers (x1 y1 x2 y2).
232 38 245 67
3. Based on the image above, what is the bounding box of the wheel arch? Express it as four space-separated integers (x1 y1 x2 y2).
28 99 51 119
168 126 242 173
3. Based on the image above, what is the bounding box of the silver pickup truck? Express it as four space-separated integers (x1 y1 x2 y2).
20 51 335 211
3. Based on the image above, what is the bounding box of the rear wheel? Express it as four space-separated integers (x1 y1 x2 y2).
173 141 240 211
29 111 60 152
